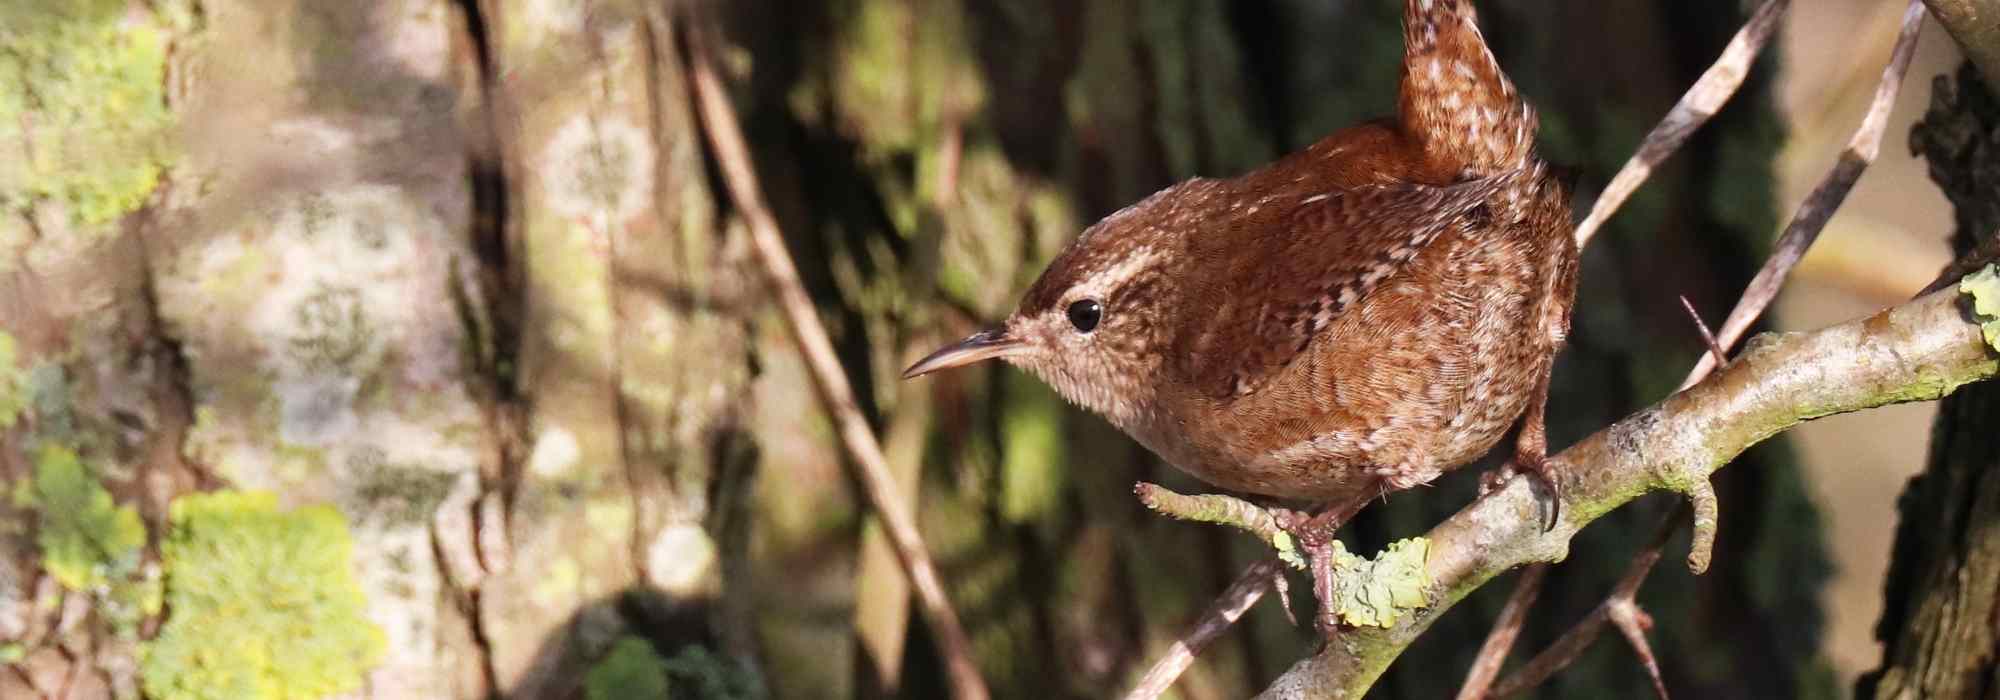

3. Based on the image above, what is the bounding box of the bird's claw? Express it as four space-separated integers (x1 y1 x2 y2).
1486 453 1563 533
1276 500 1368 637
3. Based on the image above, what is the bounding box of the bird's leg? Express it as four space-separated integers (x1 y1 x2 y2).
1483 364 1562 531
1277 493 1374 636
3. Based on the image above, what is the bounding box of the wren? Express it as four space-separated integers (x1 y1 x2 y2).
905 0 1578 621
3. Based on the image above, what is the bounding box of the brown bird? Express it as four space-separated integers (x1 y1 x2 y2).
905 0 1577 623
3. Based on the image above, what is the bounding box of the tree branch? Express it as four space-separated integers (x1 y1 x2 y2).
1923 0 2000 94
1123 559 1286 700
1453 563 1548 700
1258 282 2000 699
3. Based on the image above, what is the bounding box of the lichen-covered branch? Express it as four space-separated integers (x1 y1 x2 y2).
1135 483 1302 567
1257 279 2000 699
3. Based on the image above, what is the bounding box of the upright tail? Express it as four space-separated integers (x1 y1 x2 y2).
1398 0 1536 177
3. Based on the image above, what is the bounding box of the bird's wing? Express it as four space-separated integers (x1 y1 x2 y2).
1178 175 1504 400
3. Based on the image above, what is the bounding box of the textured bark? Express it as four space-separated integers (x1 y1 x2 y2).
150 2 497 695
1859 64 2000 700
473 1 750 695
3 1 753 697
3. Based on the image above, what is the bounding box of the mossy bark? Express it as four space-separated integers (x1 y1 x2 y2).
1 3 205 697
143 0 492 696
1858 64 2000 700
5 0 755 698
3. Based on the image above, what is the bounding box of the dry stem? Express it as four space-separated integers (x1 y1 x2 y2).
1122 559 1286 700
1572 0 1789 249
1453 564 1548 700
684 17 990 700
1485 511 1680 699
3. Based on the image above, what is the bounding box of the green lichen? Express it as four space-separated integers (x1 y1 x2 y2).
1961 264 2000 351
0 0 176 228
345 447 458 528
1271 530 1307 570
140 491 385 700
288 282 374 371
18 445 146 592
1329 538 1432 629
0 332 23 428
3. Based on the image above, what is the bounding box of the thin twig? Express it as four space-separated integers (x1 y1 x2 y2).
683 18 991 700
1682 0 1926 390
1135 482 1292 556
1454 564 1549 700
1123 559 1285 700
1679 295 1729 366
1608 598 1668 700
1920 229 2000 296
1573 0 1789 249
1486 510 1680 699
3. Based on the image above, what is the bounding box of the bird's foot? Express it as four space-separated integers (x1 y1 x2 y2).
1483 451 1563 533
1276 500 1368 637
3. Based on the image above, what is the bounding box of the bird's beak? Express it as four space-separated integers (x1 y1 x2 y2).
902 328 1026 379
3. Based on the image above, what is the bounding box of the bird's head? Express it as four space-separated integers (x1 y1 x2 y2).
902 181 1210 427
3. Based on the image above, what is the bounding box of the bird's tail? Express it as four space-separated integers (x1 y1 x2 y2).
1398 0 1536 176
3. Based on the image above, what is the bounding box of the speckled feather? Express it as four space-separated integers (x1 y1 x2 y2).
992 0 1578 504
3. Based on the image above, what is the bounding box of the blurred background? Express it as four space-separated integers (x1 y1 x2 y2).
0 0 1982 698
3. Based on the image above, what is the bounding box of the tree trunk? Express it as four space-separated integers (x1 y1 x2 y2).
1859 63 2000 700
2 1 755 698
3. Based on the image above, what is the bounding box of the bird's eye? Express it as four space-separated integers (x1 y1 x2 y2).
1066 299 1103 333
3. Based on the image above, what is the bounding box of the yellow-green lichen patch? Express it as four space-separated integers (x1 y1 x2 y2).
1329 538 1432 629
0 0 176 228
0 332 23 428
1962 264 2000 352
17 445 146 592
140 491 385 700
